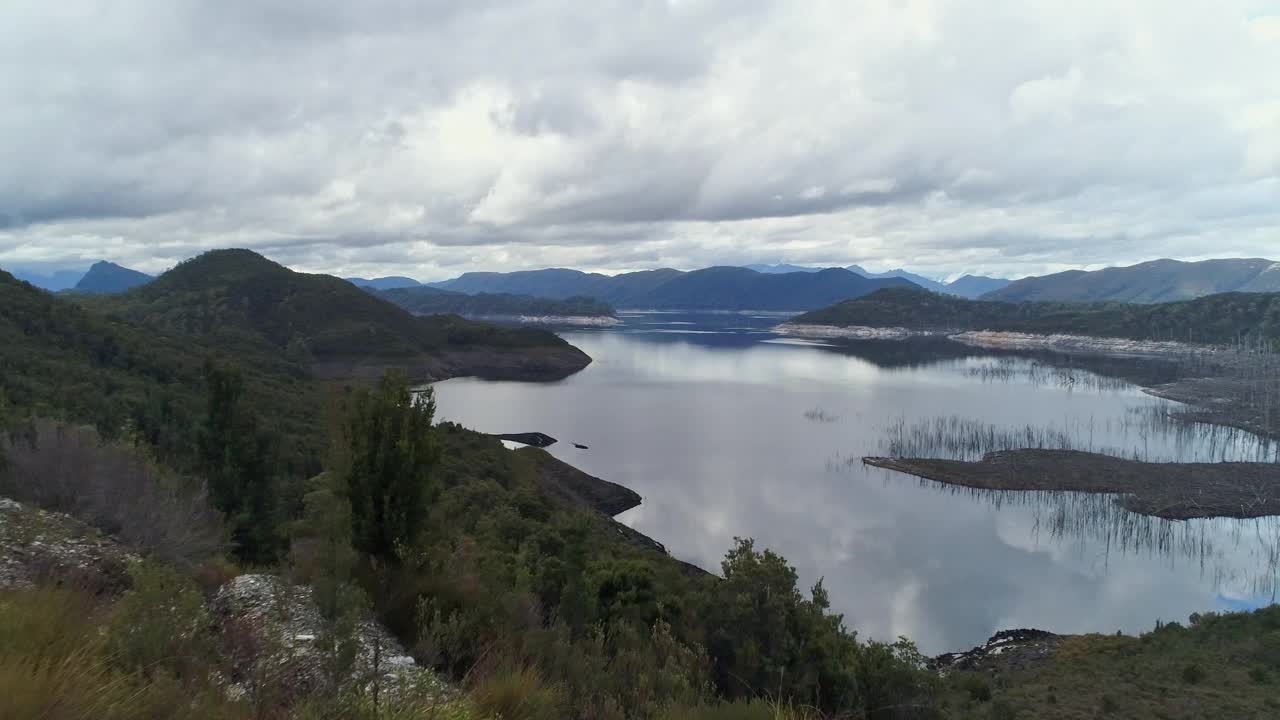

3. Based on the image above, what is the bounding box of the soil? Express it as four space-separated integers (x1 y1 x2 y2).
864 449 1280 520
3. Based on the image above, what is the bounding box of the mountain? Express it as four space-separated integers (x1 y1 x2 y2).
743 263 824 274
788 286 1280 344
435 266 910 310
99 249 590 381
984 258 1280 303
345 276 422 290
72 261 154 294
9 268 85 291
377 287 615 318
946 274 1011 299
846 265 949 294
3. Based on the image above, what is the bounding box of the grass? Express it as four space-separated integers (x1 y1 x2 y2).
940 606 1280 719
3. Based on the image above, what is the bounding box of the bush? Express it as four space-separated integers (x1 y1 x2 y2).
0 419 226 568
107 561 215 679
0 587 240 720
470 666 567 720
1181 663 1206 685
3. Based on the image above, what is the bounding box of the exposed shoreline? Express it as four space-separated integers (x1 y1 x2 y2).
864 449 1280 520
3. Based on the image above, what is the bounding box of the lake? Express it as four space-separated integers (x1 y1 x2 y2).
432 311 1280 653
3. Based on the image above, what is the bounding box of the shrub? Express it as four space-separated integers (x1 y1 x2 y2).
470 666 567 720
0 419 226 568
1181 663 1206 685
107 561 214 679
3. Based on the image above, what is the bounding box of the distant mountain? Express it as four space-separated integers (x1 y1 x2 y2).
73 261 154 294
9 268 85 291
946 275 1011 299
846 265 950 294
984 258 1280 303
345 276 422 290
742 264 1010 298
377 286 615 318
101 249 589 381
743 263 824 274
436 266 912 311
787 286 1280 345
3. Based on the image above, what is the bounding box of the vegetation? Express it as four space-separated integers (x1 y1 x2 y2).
4 249 1280 718
792 286 1280 346
377 287 616 318
939 607 1280 719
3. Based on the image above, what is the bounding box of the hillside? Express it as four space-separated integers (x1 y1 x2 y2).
985 257 1280 303
946 274 1011 298
787 286 1280 345
97 249 591 381
72 261 154 294
437 266 911 310
377 286 615 318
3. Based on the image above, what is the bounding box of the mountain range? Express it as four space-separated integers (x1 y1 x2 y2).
433 265 915 311
8 255 1280 310
983 258 1280 303
743 263 1011 299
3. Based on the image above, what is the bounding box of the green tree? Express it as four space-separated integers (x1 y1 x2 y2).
292 474 368 692
199 358 278 563
340 370 440 558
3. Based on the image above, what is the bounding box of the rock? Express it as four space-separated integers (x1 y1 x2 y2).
0 496 138 592
934 628 1062 673
211 574 447 702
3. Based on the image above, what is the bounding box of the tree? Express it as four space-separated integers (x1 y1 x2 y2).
292 474 368 693
339 371 440 558
199 358 278 563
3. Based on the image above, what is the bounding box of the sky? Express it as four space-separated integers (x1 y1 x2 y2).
1 0 1278 282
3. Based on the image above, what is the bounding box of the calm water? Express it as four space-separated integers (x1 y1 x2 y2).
432 312 1280 653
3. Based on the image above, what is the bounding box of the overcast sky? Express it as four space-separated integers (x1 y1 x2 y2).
1 1 1278 281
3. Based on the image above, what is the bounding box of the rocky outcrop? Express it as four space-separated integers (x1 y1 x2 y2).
934 629 1062 673
0 497 137 592
212 574 448 702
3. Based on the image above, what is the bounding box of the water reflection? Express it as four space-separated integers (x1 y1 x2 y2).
431 312 1278 653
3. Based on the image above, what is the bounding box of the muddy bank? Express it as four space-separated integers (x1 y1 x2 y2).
865 450 1280 520
314 344 592 384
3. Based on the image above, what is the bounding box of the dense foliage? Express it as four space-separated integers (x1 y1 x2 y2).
377 287 615 318
793 287 1280 345
939 607 1280 718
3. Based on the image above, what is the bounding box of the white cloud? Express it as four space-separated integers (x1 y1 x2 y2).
0 0 1277 280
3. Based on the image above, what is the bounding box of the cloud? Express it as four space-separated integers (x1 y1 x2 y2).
1 0 1277 280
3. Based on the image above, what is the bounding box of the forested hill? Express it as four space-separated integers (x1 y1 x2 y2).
983 257 1280 303
90 249 590 378
377 286 616 318
436 265 914 310
788 286 1280 345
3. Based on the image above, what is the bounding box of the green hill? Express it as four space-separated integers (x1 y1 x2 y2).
377 286 615 318
985 257 1280 303
789 286 1280 345
96 249 590 380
